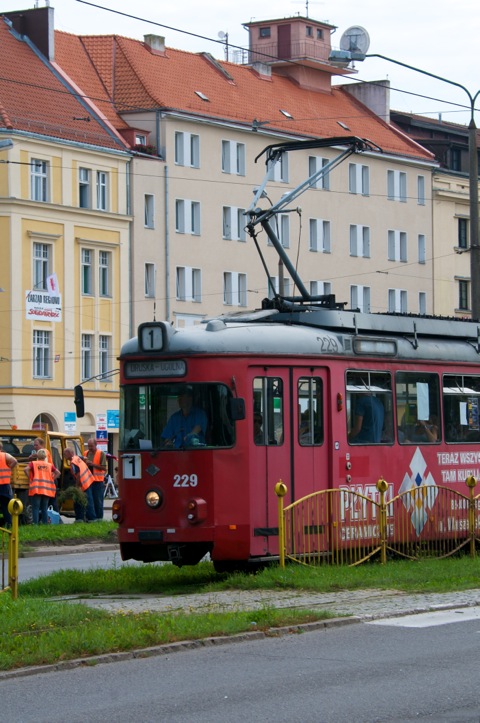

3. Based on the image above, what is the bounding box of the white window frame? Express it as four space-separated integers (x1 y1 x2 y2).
145 263 156 298
308 156 330 190
96 171 108 210
349 225 370 258
175 131 200 168
387 169 407 202
310 280 332 297
144 194 155 228
418 234 426 264
99 335 111 378
175 199 201 235
278 214 290 248
81 333 93 380
33 330 51 379
388 288 408 313
349 163 369 195
418 291 427 315
79 167 91 208
33 242 51 290
223 271 247 306
31 159 48 202
269 153 289 183
387 230 408 262
99 250 111 297
81 248 93 295
350 285 370 313
222 206 246 241
176 266 202 302
221 140 246 176
417 175 426 205
309 219 331 253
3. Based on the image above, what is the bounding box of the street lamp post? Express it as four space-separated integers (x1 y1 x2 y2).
329 51 480 319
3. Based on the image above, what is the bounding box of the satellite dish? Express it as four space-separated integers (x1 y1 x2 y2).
339 26 370 55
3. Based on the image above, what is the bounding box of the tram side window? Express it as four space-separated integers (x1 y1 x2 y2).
347 371 393 445
298 377 323 446
396 372 441 444
253 377 284 445
443 374 480 443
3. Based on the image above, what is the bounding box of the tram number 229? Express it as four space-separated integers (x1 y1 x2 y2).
174 474 198 488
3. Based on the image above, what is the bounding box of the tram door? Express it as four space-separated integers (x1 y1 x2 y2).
250 367 329 557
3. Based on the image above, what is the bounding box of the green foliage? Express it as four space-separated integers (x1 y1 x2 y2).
57 486 87 508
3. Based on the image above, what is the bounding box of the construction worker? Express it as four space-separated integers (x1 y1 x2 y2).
64 447 96 522
83 437 107 520
0 440 17 528
27 449 59 524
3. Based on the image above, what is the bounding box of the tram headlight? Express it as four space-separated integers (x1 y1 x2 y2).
146 489 163 509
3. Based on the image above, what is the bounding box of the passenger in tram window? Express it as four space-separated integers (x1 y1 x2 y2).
410 414 439 443
299 412 313 445
349 394 385 444
254 413 264 445
161 385 208 448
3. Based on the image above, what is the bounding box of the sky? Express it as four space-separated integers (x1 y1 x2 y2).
4 0 480 125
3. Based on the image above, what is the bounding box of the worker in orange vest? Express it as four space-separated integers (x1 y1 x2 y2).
83 437 107 521
27 449 59 524
0 440 17 528
28 437 59 512
64 447 96 522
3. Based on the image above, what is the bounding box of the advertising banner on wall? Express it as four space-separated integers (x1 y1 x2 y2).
25 290 62 322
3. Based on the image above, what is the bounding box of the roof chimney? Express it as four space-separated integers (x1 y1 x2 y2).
144 34 166 55
6 5 54 60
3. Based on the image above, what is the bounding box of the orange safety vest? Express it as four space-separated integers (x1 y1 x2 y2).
72 454 94 491
29 460 56 498
0 452 12 486
89 449 106 482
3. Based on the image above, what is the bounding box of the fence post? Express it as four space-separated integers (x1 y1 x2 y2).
376 478 389 565
7 497 23 600
275 481 287 568
466 475 477 559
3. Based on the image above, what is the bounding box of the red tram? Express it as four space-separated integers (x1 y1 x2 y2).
112 308 480 570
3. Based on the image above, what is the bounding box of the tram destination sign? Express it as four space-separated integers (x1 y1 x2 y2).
124 360 186 378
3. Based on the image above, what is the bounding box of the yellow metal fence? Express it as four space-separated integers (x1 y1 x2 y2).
276 476 480 567
0 498 23 599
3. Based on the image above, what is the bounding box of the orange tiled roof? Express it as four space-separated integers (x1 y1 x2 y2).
0 17 127 150
55 31 434 162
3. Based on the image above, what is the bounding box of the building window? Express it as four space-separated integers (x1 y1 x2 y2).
176 266 202 302
349 224 370 258
145 263 156 297
458 279 470 310
175 199 201 235
458 218 469 249
135 133 147 145
310 280 332 297
99 251 111 297
221 140 246 176
81 249 93 295
259 27 271 38
33 330 51 379
222 206 246 241
418 234 426 264
79 167 91 208
33 242 51 290
306 26 313 37
349 163 369 195
224 271 247 306
99 335 110 377
417 175 425 205
451 148 461 172
387 230 407 262
387 170 407 202
309 219 331 252
268 276 292 299
316 28 323 39
81 334 93 380
96 171 108 210
388 289 408 313
278 214 290 248
144 194 155 228
308 156 330 190
419 291 427 315
175 132 200 168
350 285 370 313
31 159 48 202
269 152 289 183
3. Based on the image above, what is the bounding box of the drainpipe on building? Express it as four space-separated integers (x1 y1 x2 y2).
126 156 133 338
165 165 170 323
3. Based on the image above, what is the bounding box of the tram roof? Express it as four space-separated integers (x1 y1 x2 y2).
121 307 480 364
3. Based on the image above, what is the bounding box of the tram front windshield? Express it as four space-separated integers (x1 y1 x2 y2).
120 382 235 450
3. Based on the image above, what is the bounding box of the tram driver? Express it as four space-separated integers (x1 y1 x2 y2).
161 385 208 448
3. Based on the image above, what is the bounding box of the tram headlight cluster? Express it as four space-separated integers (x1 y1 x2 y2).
186 497 207 524
146 489 163 509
